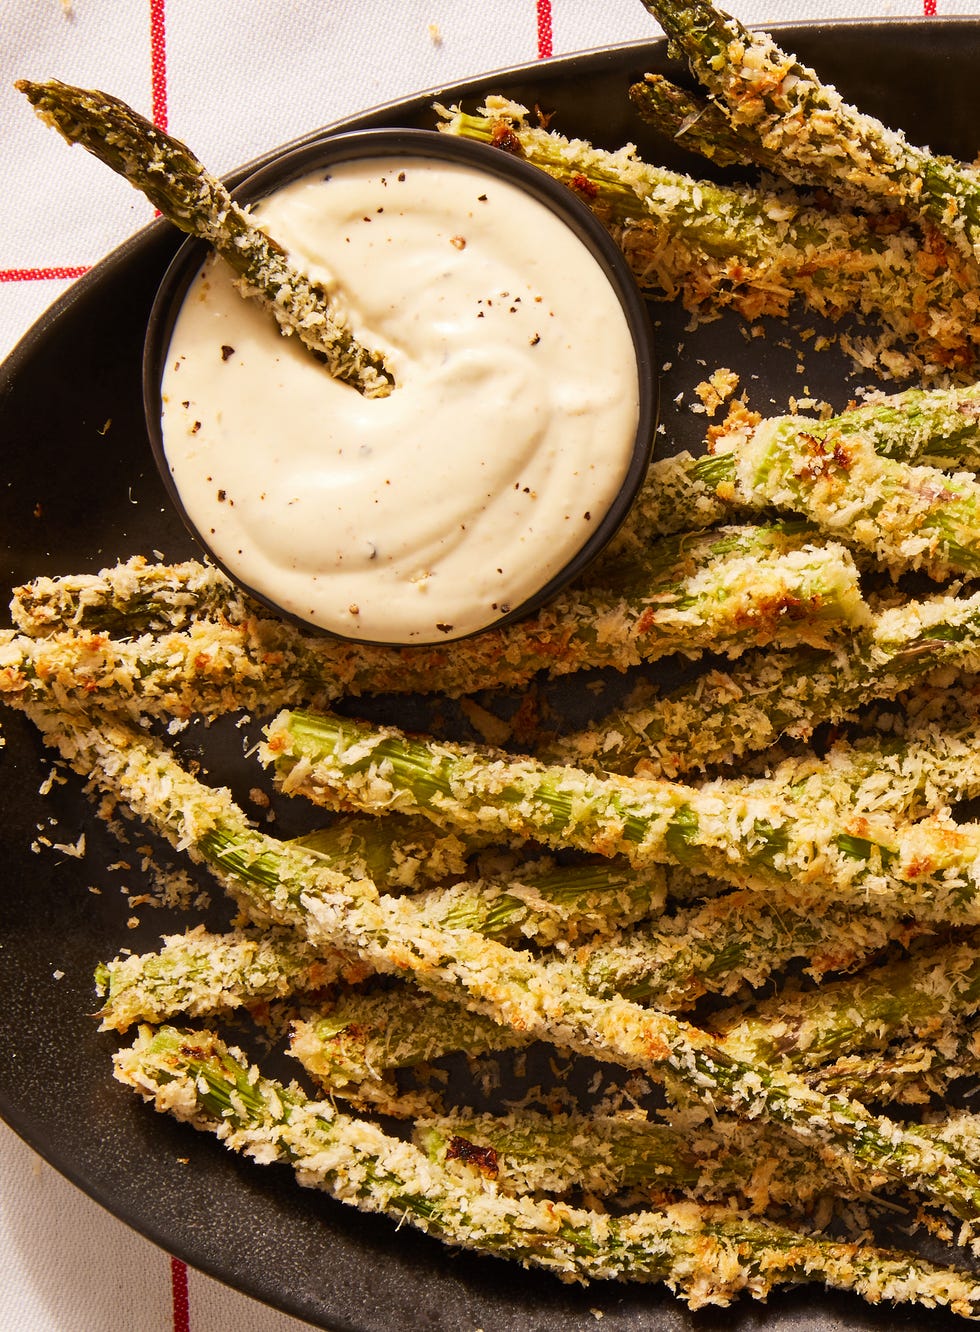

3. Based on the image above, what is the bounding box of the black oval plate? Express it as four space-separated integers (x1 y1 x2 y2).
2 24 979 1332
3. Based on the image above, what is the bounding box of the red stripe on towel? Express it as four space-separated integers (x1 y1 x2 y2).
537 0 553 58
150 0 168 129
171 1257 190 1332
0 266 90 282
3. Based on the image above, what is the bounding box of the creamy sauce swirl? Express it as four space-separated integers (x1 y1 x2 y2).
160 155 640 643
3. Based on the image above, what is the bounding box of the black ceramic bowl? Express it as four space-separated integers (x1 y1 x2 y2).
143 126 658 645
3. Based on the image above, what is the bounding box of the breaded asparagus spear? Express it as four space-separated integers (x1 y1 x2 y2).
290 813 484 890
550 593 980 777
439 99 980 378
264 707 980 929
94 926 360 1033
414 1107 871 1208
115 1026 980 1312
636 0 980 264
714 410 980 581
290 988 529 1107
0 528 867 720
714 932 980 1072
600 383 980 548
10 557 259 638
572 890 917 1008
16 79 395 396
811 1025 980 1106
629 72 779 169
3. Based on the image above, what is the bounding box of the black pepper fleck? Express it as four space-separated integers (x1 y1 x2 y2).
220 345 235 361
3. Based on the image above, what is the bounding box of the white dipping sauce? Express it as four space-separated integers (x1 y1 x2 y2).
160 154 641 643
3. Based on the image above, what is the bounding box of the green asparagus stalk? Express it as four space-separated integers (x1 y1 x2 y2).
419 859 669 947
290 988 528 1106
439 99 980 379
95 926 360 1033
628 72 778 169
16 79 395 396
0 527 868 722
290 813 485 891
0 619 343 723
414 1107 869 1208
264 706 980 930
815 385 980 470
605 384 980 552
10 557 258 638
812 1027 979 1106
549 591 980 777
573 678 980 823
36 706 980 1226
715 410 980 581
636 0 980 264
115 1025 980 1312
572 889 917 1008
713 931 980 1072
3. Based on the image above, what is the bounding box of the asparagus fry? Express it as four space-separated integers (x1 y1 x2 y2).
264 706 980 929
636 0 980 264
290 812 485 891
0 528 868 722
115 1025 980 1312
605 382 980 548
715 409 980 581
812 1025 980 1106
629 72 779 169
572 890 917 1008
713 931 980 1072
414 1107 869 1208
290 988 528 1106
10 557 259 638
550 592 980 777
440 99 980 379
95 926 359 1033
16 79 395 397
